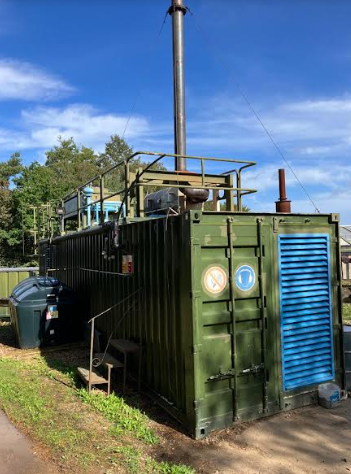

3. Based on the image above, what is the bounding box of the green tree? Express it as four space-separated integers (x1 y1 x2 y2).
98 134 134 169
203 200 251 212
99 135 142 192
13 162 57 233
0 153 24 265
45 137 99 194
99 135 167 194
0 135 170 264
13 138 100 253
0 152 22 184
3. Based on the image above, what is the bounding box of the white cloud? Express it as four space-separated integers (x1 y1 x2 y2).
243 162 351 193
22 104 151 142
0 91 350 221
0 58 74 101
182 93 351 221
0 92 351 222
243 185 351 218
286 99 351 113
287 189 351 217
3 92 351 162
187 94 351 159
0 104 163 153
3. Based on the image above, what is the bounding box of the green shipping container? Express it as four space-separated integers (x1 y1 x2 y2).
0 268 38 318
40 211 345 438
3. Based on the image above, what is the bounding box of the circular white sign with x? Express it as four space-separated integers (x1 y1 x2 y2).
203 266 227 295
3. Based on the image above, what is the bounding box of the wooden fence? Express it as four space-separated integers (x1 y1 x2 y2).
0 268 38 317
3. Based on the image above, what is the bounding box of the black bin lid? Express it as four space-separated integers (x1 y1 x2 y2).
11 276 61 301
35 277 60 287
12 277 37 297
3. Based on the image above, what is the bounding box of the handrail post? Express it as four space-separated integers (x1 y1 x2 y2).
100 175 104 224
225 174 234 212
88 318 95 393
136 168 145 217
60 199 65 235
237 171 242 211
77 189 81 231
125 161 130 218
33 207 37 251
212 189 220 211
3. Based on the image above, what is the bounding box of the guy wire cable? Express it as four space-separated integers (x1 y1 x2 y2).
185 5 320 213
121 8 169 140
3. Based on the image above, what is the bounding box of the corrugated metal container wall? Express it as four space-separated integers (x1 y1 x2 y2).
0 268 38 317
40 211 344 438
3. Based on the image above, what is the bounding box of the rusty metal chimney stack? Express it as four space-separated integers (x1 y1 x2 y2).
276 169 291 213
169 0 187 171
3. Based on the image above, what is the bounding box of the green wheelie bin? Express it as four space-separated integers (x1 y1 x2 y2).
9 276 82 349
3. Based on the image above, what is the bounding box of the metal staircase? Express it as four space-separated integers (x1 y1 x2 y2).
77 312 142 395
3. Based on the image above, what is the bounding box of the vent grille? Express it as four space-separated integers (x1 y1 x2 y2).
278 234 334 391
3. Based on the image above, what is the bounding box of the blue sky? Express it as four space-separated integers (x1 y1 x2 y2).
1 0 351 222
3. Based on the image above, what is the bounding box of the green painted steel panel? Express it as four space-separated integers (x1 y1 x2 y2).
39 212 344 438
0 268 38 317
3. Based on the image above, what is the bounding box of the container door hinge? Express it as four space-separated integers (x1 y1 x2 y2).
225 247 236 258
190 237 201 246
192 344 202 354
273 217 279 233
190 290 201 299
193 399 203 409
329 213 339 223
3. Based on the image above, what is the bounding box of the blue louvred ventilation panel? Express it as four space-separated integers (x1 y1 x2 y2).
278 234 335 391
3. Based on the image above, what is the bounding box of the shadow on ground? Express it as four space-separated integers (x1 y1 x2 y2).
1 322 351 474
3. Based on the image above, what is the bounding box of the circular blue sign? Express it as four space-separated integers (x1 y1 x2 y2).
235 265 256 292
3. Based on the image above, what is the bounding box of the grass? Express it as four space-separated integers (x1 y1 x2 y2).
0 358 94 467
344 304 351 322
0 356 195 474
78 390 159 445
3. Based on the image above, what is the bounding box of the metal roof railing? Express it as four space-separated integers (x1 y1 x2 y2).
58 150 257 231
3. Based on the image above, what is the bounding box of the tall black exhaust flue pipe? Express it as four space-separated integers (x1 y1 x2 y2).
169 0 187 170
169 0 209 204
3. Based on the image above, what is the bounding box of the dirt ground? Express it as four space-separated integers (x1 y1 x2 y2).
1 320 351 474
151 401 351 474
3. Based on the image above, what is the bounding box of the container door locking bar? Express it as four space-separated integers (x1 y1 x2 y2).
257 218 268 413
227 218 239 421
208 368 235 382
240 363 264 376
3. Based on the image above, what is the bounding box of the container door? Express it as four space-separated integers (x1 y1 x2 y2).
278 233 335 391
195 218 271 431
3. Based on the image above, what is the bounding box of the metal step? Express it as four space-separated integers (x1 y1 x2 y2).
77 367 108 386
94 352 124 369
110 339 140 353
